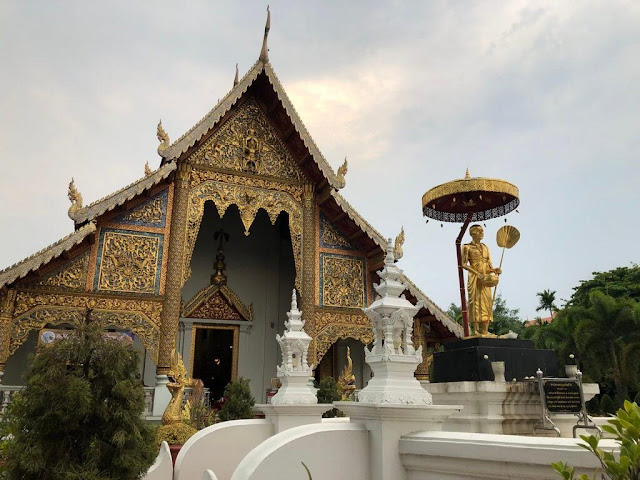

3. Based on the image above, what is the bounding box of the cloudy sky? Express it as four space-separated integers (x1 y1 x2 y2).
1 1 638 320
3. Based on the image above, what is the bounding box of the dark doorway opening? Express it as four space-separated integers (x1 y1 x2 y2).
192 326 236 402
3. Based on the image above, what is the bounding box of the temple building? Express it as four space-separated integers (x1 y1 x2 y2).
0 14 462 403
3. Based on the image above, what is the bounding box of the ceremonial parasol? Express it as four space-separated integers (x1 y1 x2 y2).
422 170 519 336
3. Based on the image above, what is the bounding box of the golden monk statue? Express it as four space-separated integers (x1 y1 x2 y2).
462 225 501 336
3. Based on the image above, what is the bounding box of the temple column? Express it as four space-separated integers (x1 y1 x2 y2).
0 289 17 384
157 162 190 375
301 183 316 364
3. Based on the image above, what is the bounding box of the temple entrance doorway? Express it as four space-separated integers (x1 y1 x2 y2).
192 324 239 402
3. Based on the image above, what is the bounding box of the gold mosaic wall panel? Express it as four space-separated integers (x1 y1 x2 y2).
319 254 365 308
95 229 163 295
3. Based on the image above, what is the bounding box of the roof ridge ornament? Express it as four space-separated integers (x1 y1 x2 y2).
394 227 405 261
67 178 83 219
336 157 348 189
465 168 470 179
157 120 170 155
233 63 239 87
144 161 152 177
259 6 271 63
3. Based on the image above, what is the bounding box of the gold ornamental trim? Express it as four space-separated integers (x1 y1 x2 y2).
182 284 253 321
422 177 519 210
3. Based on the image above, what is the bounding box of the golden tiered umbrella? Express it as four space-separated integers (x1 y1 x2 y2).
422 170 519 336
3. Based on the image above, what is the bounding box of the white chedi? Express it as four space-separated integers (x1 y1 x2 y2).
270 289 317 405
358 238 432 405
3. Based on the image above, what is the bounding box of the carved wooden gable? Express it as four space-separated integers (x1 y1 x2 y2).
182 284 252 321
27 250 90 291
190 98 305 183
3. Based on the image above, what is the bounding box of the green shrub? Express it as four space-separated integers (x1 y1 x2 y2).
0 319 156 480
552 400 640 480
601 394 616 415
218 378 255 422
587 396 601 415
316 377 344 418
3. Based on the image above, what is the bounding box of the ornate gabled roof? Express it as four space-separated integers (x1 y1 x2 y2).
157 61 341 190
0 222 96 289
400 273 464 338
69 161 176 224
181 283 253 322
330 191 387 250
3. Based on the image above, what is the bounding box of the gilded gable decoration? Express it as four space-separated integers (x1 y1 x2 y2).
182 286 253 321
114 188 168 228
184 180 302 289
320 214 355 250
30 250 89 291
94 228 163 295
312 311 374 366
319 253 365 308
11 291 161 361
191 98 303 182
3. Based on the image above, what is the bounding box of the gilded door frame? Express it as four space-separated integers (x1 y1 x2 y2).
189 323 240 381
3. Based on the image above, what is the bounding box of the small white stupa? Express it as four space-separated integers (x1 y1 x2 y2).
270 289 317 405
358 238 432 404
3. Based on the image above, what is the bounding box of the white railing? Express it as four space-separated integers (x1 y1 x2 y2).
143 386 210 418
0 385 22 415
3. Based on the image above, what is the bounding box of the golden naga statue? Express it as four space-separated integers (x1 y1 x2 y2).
336 158 348 189
67 178 83 218
157 120 170 152
337 346 356 400
394 227 405 261
461 225 500 336
162 349 199 426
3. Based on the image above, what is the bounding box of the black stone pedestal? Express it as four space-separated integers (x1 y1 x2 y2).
433 338 558 383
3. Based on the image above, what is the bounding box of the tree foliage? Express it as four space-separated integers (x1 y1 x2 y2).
536 289 558 320
569 264 640 308
0 319 156 480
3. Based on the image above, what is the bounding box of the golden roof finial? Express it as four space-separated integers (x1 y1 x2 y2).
157 120 170 153
233 63 239 87
336 157 348 189
465 168 470 179
67 178 83 219
259 6 271 63
144 161 152 177
394 227 405 261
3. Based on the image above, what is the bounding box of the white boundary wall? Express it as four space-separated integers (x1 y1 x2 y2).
174 419 274 480
399 431 617 479
231 423 370 480
142 441 172 480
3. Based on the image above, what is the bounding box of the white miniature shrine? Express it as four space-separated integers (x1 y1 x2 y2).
270 290 316 405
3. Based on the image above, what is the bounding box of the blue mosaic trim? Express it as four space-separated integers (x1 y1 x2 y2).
319 252 366 307
113 188 168 228
93 228 164 295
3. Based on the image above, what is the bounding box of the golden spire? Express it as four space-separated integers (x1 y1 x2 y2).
157 120 170 153
211 229 230 286
465 168 470 179
233 63 239 87
144 161 152 177
336 157 348 189
67 178 83 219
259 6 271 63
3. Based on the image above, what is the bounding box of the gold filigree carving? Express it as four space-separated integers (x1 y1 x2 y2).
31 252 89 291
321 255 365 308
119 196 164 225
184 181 302 288
182 285 253 321
11 291 162 360
189 170 303 203
313 321 374 366
98 231 161 294
321 216 352 249
413 318 437 380
191 98 303 182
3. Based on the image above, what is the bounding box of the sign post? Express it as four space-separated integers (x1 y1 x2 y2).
533 368 602 438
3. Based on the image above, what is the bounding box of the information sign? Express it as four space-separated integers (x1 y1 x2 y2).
543 380 582 414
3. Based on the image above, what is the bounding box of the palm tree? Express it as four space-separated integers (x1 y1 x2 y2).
536 289 557 322
573 291 640 407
